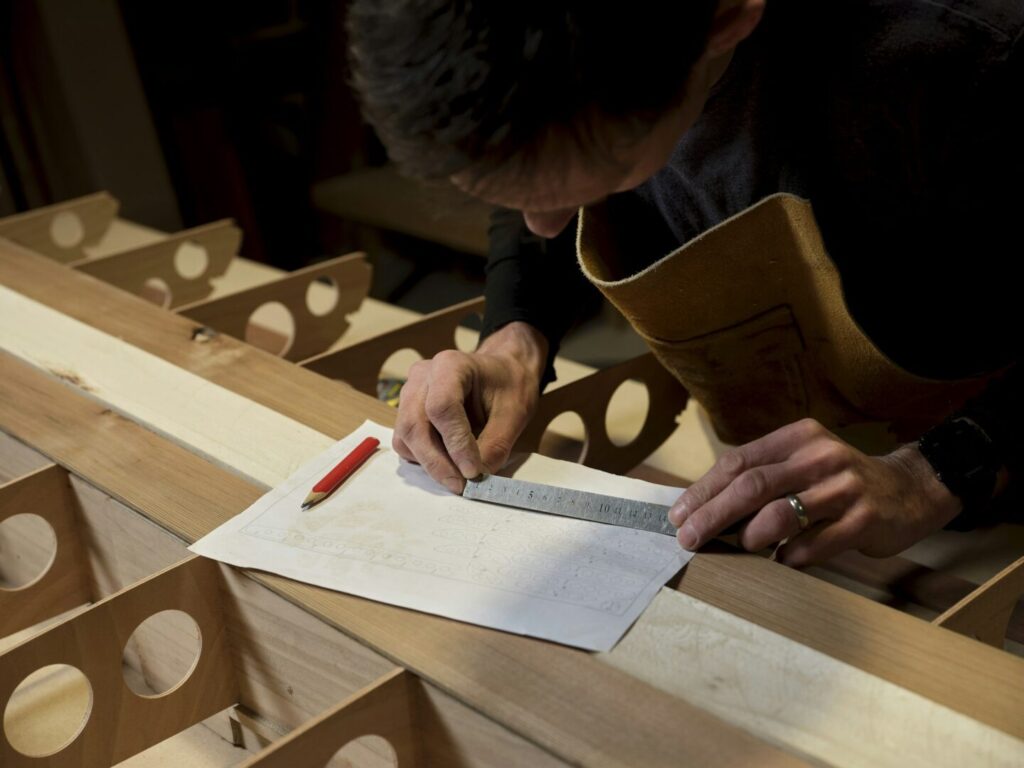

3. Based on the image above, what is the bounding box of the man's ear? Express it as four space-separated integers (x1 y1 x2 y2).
705 0 765 57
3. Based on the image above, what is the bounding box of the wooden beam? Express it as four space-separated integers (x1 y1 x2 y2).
936 556 1024 647
302 296 486 394
178 252 372 361
0 465 92 637
72 220 240 308
602 588 1024 767
0 193 118 263
0 556 237 766
2 241 1021 748
240 669 422 767
0 339 803 766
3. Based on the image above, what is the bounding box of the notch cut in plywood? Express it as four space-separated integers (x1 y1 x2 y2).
179 252 372 361
73 220 241 308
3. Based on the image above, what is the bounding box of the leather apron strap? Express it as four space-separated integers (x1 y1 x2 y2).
577 193 990 450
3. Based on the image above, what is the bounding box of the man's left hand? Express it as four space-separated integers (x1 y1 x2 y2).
667 418 963 566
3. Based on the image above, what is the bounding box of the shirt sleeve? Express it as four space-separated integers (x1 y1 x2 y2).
479 207 597 388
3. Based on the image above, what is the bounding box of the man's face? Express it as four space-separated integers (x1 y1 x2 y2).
452 53 723 238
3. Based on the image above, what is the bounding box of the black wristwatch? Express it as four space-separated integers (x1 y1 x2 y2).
917 417 1000 527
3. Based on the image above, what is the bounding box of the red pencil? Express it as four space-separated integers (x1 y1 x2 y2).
301 436 380 510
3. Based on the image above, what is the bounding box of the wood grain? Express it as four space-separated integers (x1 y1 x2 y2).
1 240 1021 742
302 296 486 393
0 465 92 637
0 350 802 767
72 220 240 307
240 669 422 767
179 252 372 361
937 556 1024 647
603 588 1024 767
0 556 238 766
0 193 118 263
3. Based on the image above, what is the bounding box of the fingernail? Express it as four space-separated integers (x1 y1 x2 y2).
679 520 698 550
445 477 464 494
457 461 481 480
668 504 685 527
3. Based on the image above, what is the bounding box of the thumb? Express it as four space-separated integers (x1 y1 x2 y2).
477 404 529 472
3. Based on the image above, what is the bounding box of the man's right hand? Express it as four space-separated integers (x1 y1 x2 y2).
393 321 549 494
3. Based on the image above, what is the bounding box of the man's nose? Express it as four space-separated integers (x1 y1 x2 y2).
523 208 576 238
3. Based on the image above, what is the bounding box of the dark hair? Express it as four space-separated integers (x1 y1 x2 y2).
348 2 717 188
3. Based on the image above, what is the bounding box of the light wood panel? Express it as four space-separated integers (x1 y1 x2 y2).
519 352 689 474
0 556 237 766
602 588 1024 768
72 220 241 307
0 465 92 637
0 341 802 766
1 240 1022 742
937 556 1024 647
0 455 558 767
241 669 421 767
303 296 486 393
0 193 118 263
179 252 372 361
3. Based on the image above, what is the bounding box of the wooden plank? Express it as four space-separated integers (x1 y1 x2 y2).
0 348 801 766
602 589 1024 768
0 193 118 263
241 669 422 767
518 352 689 474
58 472 553 768
1 240 1022 742
178 252 372 361
0 556 238 766
303 296 486 394
72 220 240 307
937 556 1024 647
0 465 92 636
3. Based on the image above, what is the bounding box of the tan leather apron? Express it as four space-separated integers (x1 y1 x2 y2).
577 193 992 452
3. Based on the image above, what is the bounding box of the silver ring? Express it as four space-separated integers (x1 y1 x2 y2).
786 493 810 531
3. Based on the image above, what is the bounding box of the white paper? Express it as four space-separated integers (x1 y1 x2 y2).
190 420 690 651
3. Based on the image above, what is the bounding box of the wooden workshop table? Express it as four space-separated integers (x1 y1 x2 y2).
0 198 1022 768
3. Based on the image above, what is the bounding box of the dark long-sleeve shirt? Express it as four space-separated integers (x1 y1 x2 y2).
480 0 1024 522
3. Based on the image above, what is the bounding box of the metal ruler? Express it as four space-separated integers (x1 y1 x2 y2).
462 475 678 537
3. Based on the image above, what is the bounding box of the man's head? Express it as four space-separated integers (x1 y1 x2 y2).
349 1 764 237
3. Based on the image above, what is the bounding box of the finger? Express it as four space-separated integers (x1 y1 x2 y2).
669 419 826 526
476 401 529 472
394 390 466 494
775 519 859 568
676 461 802 550
424 362 485 479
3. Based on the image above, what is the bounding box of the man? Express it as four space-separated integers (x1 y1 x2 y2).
347 1 1021 565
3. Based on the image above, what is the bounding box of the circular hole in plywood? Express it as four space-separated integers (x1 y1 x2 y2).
122 609 202 697
538 411 588 463
378 348 423 383
306 276 340 317
325 735 397 767
173 241 209 279
454 311 484 353
49 211 85 249
246 301 296 357
0 514 57 591
605 379 650 447
4 664 93 757
142 277 172 308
